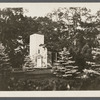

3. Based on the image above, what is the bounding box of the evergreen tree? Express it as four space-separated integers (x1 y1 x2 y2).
0 43 11 74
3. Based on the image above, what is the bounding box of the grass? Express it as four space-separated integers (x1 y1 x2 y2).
1 68 100 90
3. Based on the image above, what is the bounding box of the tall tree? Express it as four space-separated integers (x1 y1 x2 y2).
35 17 61 51
0 8 37 68
47 7 100 71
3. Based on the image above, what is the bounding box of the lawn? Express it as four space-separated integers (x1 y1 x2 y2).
0 68 100 91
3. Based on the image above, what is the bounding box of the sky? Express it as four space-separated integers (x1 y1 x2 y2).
0 3 100 17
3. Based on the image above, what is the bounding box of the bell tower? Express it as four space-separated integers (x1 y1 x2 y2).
30 33 47 68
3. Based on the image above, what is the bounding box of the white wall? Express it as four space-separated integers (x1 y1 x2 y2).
30 34 44 58
30 34 47 68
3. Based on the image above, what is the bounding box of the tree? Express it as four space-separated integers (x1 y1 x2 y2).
0 43 11 73
0 43 12 90
47 7 100 71
35 17 61 51
23 55 34 71
0 8 38 68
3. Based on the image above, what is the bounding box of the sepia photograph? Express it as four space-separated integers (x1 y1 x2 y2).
0 2 100 97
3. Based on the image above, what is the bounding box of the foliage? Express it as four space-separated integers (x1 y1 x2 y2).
23 55 34 71
46 7 100 71
34 17 60 51
0 43 11 73
0 8 38 68
0 7 100 71
47 7 100 49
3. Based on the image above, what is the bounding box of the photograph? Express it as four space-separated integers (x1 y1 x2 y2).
0 2 100 97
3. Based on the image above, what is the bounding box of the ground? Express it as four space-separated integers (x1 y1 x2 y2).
0 68 100 91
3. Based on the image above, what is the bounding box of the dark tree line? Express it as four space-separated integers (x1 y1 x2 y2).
0 7 100 72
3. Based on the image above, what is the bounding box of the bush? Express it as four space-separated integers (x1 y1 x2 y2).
0 43 12 74
22 55 34 71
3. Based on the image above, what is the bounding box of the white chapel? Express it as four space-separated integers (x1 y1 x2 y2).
30 33 50 68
